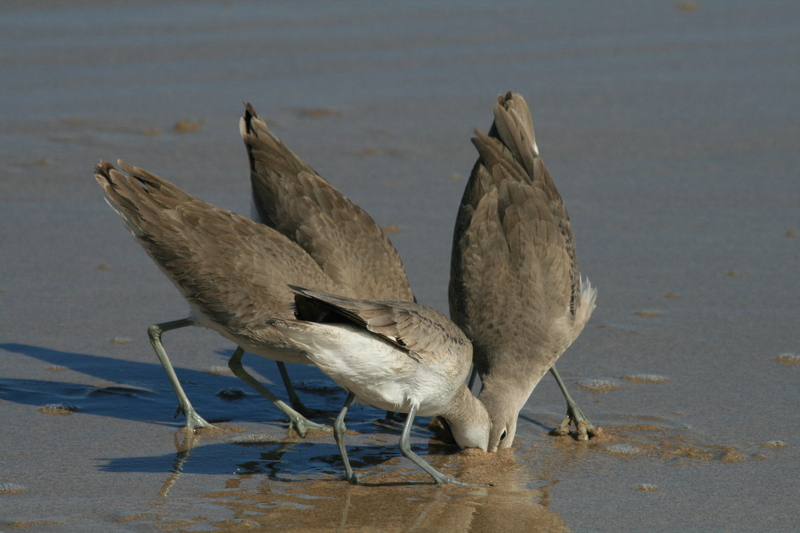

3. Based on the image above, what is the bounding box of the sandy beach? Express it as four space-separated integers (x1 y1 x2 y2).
1 1 798 531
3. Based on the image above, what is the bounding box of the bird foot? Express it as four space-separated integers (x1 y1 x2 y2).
551 406 602 441
289 415 331 438
434 475 491 487
174 405 216 431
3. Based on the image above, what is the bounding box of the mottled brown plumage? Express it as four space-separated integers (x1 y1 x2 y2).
96 161 339 350
240 104 414 302
95 160 342 432
449 93 598 451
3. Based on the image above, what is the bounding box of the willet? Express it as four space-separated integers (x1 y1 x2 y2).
449 92 599 452
94 160 343 434
237 104 415 414
275 286 490 485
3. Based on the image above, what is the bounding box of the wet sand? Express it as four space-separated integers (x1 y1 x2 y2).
1 1 799 531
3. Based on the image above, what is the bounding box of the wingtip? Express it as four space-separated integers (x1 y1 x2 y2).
497 91 527 110
242 102 258 136
491 91 539 161
117 159 136 175
94 160 115 179
286 284 309 296
497 90 513 107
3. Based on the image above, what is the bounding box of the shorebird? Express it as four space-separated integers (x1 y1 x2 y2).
235 104 416 416
95 160 343 434
275 286 490 485
449 92 599 452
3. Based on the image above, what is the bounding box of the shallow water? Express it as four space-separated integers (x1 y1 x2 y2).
1 1 799 531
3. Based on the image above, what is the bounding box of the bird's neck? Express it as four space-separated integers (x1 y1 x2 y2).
477 372 535 422
474 344 556 399
441 384 490 451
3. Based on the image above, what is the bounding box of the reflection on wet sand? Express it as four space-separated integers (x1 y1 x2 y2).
149 429 569 532
110 408 774 532
204 480 568 532
203 459 565 532
126 398 765 531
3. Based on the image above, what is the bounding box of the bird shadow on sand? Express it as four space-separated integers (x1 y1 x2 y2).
0 342 342 426
518 412 560 434
99 438 335 477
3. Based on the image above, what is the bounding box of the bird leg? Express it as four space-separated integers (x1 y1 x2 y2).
227 347 329 437
148 318 215 431
398 405 472 485
334 391 359 484
549 365 601 440
276 361 324 418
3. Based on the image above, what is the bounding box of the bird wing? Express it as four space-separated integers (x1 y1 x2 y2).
490 93 582 313
449 93 579 368
94 161 338 334
290 286 471 364
241 104 414 302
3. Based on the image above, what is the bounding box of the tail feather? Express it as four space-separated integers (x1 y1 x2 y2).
239 103 416 303
240 103 311 184
491 92 540 182
468 92 546 190
94 161 144 238
93 160 191 239
463 92 593 320
116 160 193 203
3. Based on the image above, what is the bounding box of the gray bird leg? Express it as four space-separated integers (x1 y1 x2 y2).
227 347 329 437
550 365 601 440
398 404 472 486
334 391 358 484
276 361 322 418
148 318 214 431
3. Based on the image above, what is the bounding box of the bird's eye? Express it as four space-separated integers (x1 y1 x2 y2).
499 429 508 441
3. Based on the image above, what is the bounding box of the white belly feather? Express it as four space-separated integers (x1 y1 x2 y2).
284 322 457 416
